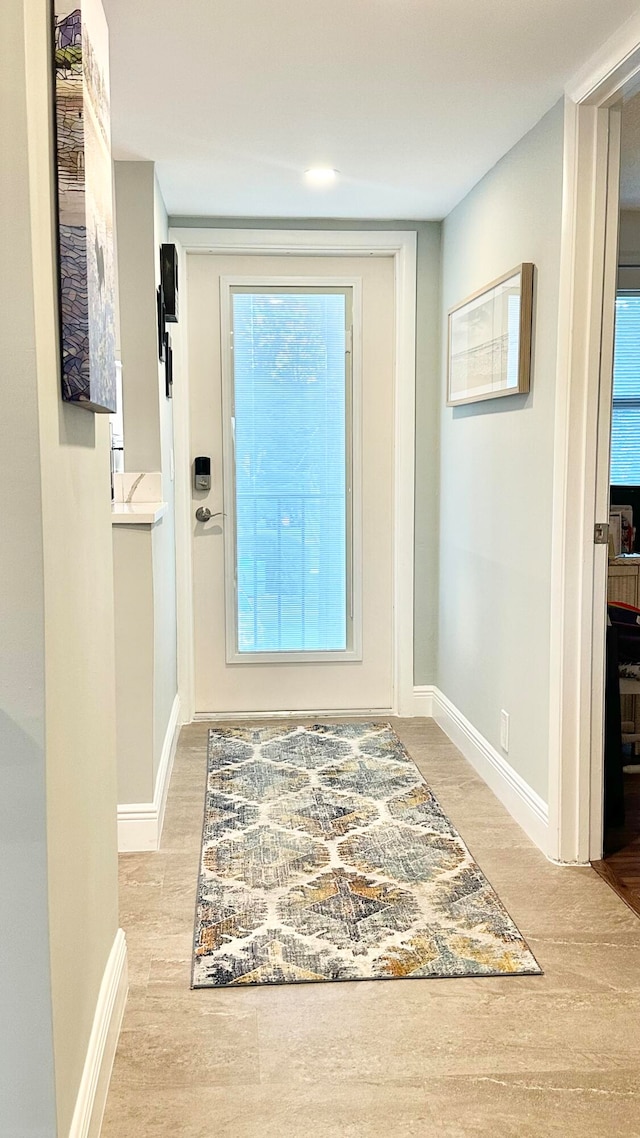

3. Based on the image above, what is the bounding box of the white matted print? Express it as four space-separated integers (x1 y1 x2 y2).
447 264 534 407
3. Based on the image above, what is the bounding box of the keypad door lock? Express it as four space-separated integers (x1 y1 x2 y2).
194 456 211 491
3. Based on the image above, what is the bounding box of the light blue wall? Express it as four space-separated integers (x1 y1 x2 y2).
113 164 178 800
438 100 565 801
1 3 67 1132
153 179 178 780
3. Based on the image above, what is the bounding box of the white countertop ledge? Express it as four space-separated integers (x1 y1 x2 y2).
111 502 168 526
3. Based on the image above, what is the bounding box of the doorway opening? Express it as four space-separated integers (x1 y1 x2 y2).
593 90 640 915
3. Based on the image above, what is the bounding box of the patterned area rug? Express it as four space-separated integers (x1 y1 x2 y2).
192 723 541 987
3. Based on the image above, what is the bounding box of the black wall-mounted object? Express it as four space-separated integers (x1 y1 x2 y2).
157 285 165 360
194 456 211 491
161 243 179 323
164 330 173 399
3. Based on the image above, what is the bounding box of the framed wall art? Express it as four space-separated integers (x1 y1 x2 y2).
447 263 534 407
53 0 117 412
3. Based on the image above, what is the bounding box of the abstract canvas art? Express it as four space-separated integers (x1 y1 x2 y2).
53 0 116 412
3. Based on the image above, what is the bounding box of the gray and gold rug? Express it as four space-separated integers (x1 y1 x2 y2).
192 723 541 987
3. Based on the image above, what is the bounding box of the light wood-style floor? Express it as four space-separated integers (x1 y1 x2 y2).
101 719 640 1138
593 771 640 919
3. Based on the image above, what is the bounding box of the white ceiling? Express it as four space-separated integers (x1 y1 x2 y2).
103 0 639 220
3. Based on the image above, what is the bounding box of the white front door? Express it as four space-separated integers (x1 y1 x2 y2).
188 253 395 715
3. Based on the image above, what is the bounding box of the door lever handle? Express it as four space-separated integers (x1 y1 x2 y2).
195 506 224 523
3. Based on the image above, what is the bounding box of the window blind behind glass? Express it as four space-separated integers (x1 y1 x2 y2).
231 291 348 653
611 294 640 486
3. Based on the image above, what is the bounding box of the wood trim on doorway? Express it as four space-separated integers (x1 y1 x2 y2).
591 856 640 920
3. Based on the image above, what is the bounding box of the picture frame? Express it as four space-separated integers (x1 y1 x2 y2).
52 0 117 412
447 263 534 407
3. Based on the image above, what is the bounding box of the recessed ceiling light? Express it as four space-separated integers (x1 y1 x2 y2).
304 167 338 186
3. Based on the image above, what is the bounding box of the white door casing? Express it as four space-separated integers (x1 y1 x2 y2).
549 17 640 863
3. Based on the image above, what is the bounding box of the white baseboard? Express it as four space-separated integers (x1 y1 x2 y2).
116 802 159 853
429 687 549 855
69 928 128 1138
195 707 394 721
117 693 180 852
401 684 435 717
155 693 181 842
194 686 436 721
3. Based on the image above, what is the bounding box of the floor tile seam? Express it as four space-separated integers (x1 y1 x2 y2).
118 1005 261 1023
214 1068 633 1090
103 1077 431 1098
164 796 208 807
514 924 637 942
158 843 205 854
527 932 640 946
463 932 640 951
440 1072 640 1096
108 1076 264 1093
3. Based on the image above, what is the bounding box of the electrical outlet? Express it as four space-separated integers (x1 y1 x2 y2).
500 709 510 752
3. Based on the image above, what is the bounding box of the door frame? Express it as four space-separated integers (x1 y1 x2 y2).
549 15 640 863
169 228 417 721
